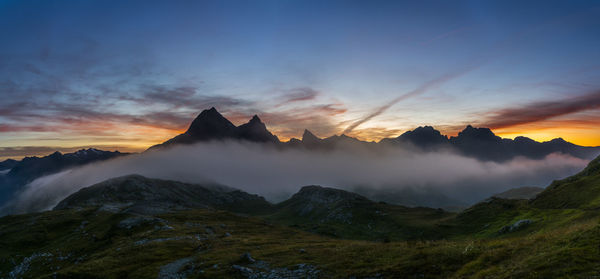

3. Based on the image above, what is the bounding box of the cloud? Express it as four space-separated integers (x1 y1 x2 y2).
224 103 348 140
276 87 320 106
7 140 589 214
479 90 600 130
342 68 477 134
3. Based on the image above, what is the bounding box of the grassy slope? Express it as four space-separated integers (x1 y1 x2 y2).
2 156 600 278
265 195 456 241
1 207 599 278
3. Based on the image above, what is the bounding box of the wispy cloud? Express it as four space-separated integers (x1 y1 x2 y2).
342 68 477 134
275 87 320 106
479 90 600 130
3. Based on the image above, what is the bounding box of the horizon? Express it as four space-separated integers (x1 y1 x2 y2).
1 0 600 158
0 106 596 161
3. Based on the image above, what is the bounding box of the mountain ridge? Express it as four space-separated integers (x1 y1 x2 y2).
147 107 599 162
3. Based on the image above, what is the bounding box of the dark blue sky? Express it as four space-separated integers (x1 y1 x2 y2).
1 0 600 157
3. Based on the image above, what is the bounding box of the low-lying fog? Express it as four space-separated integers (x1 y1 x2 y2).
10 141 589 213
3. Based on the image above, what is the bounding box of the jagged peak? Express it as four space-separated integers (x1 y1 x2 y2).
400 126 445 138
250 114 261 122
185 107 236 137
455 125 498 141
243 114 265 127
302 129 320 142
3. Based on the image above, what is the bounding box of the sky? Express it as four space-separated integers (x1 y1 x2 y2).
1 0 600 159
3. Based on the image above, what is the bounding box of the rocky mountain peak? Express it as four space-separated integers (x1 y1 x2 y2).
398 126 448 146
185 107 237 139
455 125 500 141
302 129 320 143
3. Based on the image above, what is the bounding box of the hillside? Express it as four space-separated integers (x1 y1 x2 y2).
531 155 600 209
1 206 599 278
266 185 455 240
54 174 273 215
2 155 600 278
492 186 544 200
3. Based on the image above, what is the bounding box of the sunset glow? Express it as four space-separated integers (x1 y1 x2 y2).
1 0 599 159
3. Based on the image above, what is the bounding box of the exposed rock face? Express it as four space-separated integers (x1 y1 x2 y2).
53 175 272 214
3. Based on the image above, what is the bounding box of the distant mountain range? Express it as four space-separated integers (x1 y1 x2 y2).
1 107 599 214
0 148 126 207
149 107 600 162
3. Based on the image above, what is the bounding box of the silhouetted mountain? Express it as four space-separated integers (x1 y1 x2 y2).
0 159 17 171
292 130 372 150
0 148 126 207
235 115 279 143
379 125 599 161
149 108 279 150
449 125 600 161
150 108 599 161
54 174 272 215
380 126 449 149
301 129 321 147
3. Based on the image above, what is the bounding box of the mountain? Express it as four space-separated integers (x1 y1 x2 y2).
149 108 279 150
147 108 599 162
235 115 279 143
353 186 468 211
55 174 272 215
0 148 126 207
380 126 449 149
266 185 454 240
3 156 600 277
530 154 600 209
380 125 599 162
0 159 17 171
492 186 544 200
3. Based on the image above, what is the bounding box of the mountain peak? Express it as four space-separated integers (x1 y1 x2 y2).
455 125 499 141
302 129 320 143
397 126 448 147
236 114 279 143
250 115 261 123
185 108 237 139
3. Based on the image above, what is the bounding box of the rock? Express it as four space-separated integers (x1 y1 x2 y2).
232 264 253 275
499 219 532 234
117 216 165 229
224 232 231 237
240 253 256 263
299 248 306 253
157 257 195 279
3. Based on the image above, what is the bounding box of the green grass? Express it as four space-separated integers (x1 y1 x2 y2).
2 156 600 278
1 207 600 278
